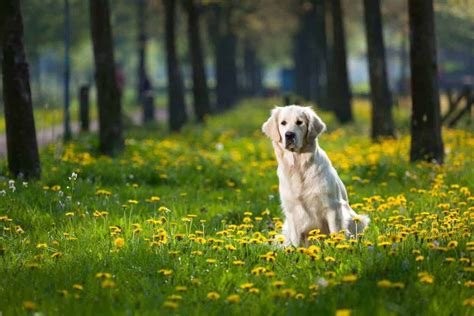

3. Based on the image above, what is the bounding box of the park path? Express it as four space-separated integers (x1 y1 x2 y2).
0 109 167 157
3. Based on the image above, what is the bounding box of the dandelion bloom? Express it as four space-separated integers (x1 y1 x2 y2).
342 275 358 283
72 284 83 291
239 282 254 290
207 292 220 300
101 280 115 288
272 280 285 288
159 269 173 276
114 238 125 248
335 309 351 316
163 301 178 309
226 294 240 303
23 301 37 310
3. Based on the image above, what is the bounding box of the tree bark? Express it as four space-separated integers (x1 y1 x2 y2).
329 0 352 123
213 5 238 111
408 0 444 163
89 0 124 155
313 0 329 109
137 0 150 102
186 0 211 122
293 4 314 101
0 0 41 179
363 0 394 139
164 0 187 131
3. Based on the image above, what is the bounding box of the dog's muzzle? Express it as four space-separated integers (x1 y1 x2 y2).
285 131 296 148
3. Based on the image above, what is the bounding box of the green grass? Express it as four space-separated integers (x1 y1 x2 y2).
0 98 473 315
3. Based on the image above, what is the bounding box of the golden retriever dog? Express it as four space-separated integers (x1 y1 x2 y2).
262 105 369 246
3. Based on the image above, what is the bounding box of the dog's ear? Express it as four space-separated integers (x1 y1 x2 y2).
305 107 326 142
262 107 282 142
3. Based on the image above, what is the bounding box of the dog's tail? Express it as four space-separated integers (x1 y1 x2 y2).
346 208 370 237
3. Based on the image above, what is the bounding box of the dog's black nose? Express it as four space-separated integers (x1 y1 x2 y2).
285 131 295 139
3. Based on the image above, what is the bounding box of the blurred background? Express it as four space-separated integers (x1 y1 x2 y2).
0 0 473 146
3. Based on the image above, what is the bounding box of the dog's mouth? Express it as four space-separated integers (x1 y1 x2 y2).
285 142 297 151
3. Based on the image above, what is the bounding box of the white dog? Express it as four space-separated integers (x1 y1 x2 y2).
262 105 369 246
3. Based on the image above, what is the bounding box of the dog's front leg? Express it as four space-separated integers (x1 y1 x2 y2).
325 209 341 235
282 215 301 246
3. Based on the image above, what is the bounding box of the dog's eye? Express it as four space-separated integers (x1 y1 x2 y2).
281 121 287 126
296 120 303 125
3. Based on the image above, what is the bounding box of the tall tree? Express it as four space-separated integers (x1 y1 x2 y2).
164 0 188 130
293 2 314 101
408 0 444 163
328 0 352 123
137 0 150 102
363 0 394 139
208 4 238 111
63 0 72 141
185 0 211 122
0 0 41 179
313 0 329 109
89 0 124 155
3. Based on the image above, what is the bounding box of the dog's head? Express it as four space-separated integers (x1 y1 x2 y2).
262 105 326 151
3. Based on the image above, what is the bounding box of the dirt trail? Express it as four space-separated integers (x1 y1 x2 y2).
0 109 167 157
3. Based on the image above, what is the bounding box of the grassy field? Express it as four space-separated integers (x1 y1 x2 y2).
0 98 473 315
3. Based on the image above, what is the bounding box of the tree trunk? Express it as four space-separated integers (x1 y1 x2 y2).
408 0 444 163
329 0 352 123
214 6 238 110
89 0 124 155
293 4 314 101
363 0 394 140
186 0 210 122
164 0 187 131
313 0 329 109
0 0 41 179
137 0 150 102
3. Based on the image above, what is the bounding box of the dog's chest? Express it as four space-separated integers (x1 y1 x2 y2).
278 158 326 203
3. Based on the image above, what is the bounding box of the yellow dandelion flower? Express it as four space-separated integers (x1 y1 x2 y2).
72 284 83 291
447 240 458 248
272 280 285 288
207 292 220 300
163 301 178 309
240 282 254 289
36 243 48 249
23 301 37 310
415 255 424 262
114 238 125 248
159 269 173 276
233 260 245 266
335 309 351 316
95 272 112 279
295 293 305 300
377 280 392 288
463 297 474 306
167 294 182 301
226 294 240 303
101 280 115 288
418 272 434 284
51 252 62 258
249 287 260 294
225 244 236 251
342 274 358 283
